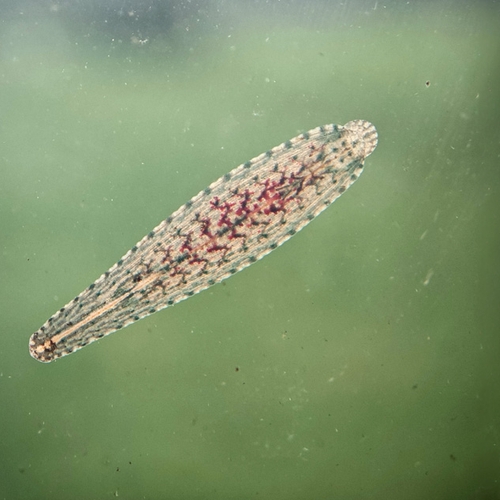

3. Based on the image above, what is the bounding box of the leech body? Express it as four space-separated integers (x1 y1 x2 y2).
29 120 378 362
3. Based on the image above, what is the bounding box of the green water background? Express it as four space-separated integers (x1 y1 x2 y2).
1 1 499 498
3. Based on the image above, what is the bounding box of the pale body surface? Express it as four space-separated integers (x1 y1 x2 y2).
29 120 378 362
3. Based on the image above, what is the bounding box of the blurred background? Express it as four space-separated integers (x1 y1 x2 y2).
1 0 499 498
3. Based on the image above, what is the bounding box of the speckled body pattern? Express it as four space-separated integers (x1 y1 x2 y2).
29 120 378 362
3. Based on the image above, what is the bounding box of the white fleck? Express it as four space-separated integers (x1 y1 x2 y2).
423 269 434 286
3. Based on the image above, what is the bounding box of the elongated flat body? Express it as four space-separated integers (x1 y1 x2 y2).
29 120 378 362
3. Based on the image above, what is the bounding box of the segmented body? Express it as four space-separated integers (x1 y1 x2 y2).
29 119 378 362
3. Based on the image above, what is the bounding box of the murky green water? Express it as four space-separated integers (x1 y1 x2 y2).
1 1 499 498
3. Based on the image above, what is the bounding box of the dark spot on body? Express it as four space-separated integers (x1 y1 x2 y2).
176 254 188 264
